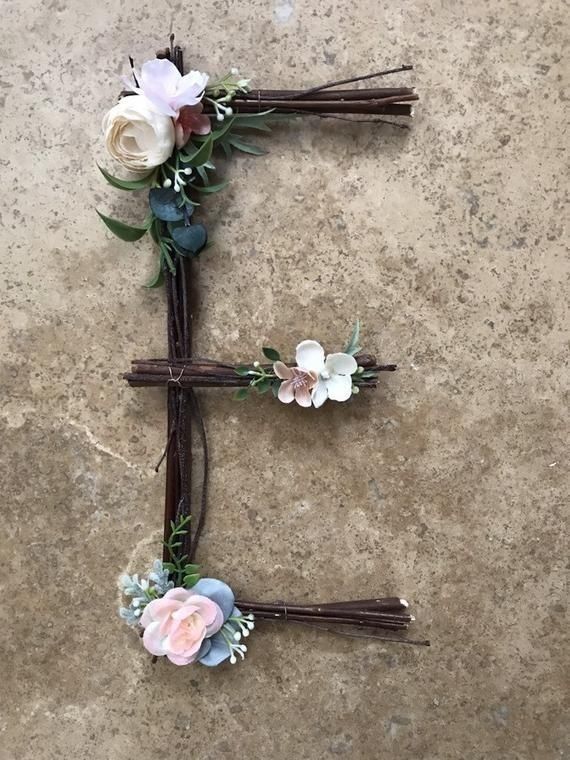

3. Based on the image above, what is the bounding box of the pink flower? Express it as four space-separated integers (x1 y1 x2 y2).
175 104 212 148
124 58 209 118
273 361 318 407
140 587 224 665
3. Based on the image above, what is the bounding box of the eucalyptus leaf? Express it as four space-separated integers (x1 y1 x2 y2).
262 347 281 362
271 380 281 398
233 388 249 401
149 188 185 222
171 224 208 255
96 211 149 242
235 366 252 376
97 165 156 191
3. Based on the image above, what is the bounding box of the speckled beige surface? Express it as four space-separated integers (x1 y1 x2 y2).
1 1 568 758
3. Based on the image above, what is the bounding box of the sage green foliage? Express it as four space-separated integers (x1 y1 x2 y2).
97 108 291 287
343 320 361 356
162 514 201 589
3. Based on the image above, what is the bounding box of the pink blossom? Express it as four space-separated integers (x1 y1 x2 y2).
140 587 224 665
175 104 212 148
273 361 318 408
125 58 209 118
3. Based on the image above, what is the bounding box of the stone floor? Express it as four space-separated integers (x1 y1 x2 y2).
1 0 568 758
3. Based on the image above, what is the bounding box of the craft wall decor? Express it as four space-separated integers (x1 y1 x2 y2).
99 37 429 668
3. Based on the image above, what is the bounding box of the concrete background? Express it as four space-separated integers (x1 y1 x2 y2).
1 0 568 758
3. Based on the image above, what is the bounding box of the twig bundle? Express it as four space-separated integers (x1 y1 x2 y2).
203 66 418 119
124 356 397 389
235 598 430 646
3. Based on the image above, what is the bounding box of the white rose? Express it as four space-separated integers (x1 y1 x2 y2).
102 95 175 174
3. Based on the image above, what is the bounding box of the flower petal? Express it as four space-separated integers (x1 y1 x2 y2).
277 379 295 404
273 361 293 380
140 58 181 97
140 597 180 627
295 385 313 408
142 621 166 656
295 340 325 374
163 587 192 603
325 352 358 376
311 380 328 408
326 374 353 402
191 578 235 621
171 70 209 110
187 595 224 635
166 651 197 666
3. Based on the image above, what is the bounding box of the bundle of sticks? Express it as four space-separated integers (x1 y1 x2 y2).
235 597 430 646
124 355 397 390
205 67 417 120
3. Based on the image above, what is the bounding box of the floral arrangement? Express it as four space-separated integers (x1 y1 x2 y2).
102 40 427 668
120 518 253 667
98 49 285 287
235 323 385 406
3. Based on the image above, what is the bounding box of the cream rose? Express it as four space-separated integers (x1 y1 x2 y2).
102 95 175 174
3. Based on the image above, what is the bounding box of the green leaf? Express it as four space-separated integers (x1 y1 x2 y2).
271 380 281 398
344 319 361 356
97 165 156 191
235 365 252 376
163 562 176 572
194 180 229 195
226 136 266 155
262 347 281 362
233 388 249 401
180 134 213 166
144 260 165 289
256 378 272 394
183 573 201 588
209 116 236 142
196 165 211 186
183 563 200 574
96 211 149 242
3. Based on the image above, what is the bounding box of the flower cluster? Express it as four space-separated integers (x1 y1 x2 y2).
234 321 377 408
119 561 254 667
104 58 212 174
98 49 280 287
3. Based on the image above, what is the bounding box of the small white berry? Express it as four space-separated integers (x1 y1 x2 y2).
163 178 172 188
